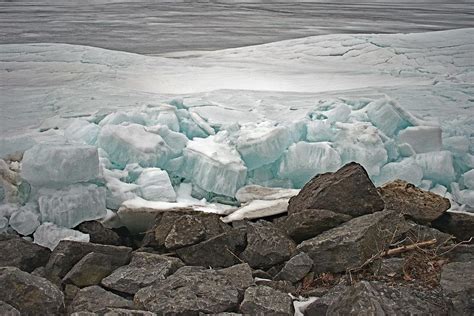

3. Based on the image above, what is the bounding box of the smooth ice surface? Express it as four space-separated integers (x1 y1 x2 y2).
222 199 289 223
0 136 36 159
136 168 176 202
33 222 90 250
21 144 100 187
415 151 456 186
64 119 100 145
463 170 474 190
9 208 40 236
374 158 424 187
38 184 107 228
235 185 299 204
398 126 442 154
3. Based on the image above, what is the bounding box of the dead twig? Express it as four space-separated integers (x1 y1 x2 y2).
382 239 437 256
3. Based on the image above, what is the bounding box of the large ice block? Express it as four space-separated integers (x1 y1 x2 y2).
0 135 37 160
236 123 292 170
278 141 342 188
98 111 145 127
182 134 247 197
64 119 100 145
9 205 40 236
33 222 90 250
415 151 456 186
365 98 410 136
103 169 140 210
21 144 100 187
98 124 171 168
143 104 180 132
38 184 107 228
176 109 209 139
145 125 188 158
398 126 442 154
306 120 335 142
374 158 423 187
136 168 176 202
463 169 474 190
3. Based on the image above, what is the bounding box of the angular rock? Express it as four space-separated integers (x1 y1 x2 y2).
276 209 352 243
240 220 296 270
440 261 474 315
76 221 121 246
0 301 20 316
304 284 348 315
369 257 404 277
378 179 450 224
404 222 454 246
239 285 294 316
102 308 157 315
254 280 296 294
175 229 246 268
288 162 384 217
134 266 241 314
218 263 254 294
45 240 132 279
164 215 206 249
297 210 409 273
0 267 65 315
101 252 184 294
432 212 474 241
0 235 50 272
326 281 448 315
63 252 126 288
441 245 474 263
70 285 134 313
274 252 313 283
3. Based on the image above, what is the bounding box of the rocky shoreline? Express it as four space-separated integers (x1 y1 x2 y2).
1 162 473 315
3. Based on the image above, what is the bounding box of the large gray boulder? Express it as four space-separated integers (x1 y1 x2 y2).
274 252 313 283
75 221 122 246
0 267 65 315
276 209 351 243
70 285 134 313
101 251 184 294
440 261 474 315
218 263 255 294
0 235 50 272
288 162 384 217
45 240 132 278
378 179 450 224
239 285 294 316
240 220 296 270
134 266 242 315
0 301 20 316
432 212 474 241
297 210 409 273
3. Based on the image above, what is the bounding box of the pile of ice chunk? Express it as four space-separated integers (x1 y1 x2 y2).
0 96 473 248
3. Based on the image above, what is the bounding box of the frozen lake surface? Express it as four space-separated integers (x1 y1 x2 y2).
1 0 474 55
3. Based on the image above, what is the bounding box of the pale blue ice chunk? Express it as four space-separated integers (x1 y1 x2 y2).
398 126 442 154
415 151 456 186
123 163 144 183
398 143 416 157
64 119 100 145
98 124 171 168
459 189 474 209
98 111 145 127
365 98 410 136
324 103 351 123
164 157 184 173
278 141 342 188
33 222 90 250
182 135 247 197
286 120 307 143
136 168 176 202
306 120 335 142
143 105 180 132
462 169 474 190
38 184 107 228
430 184 447 197
0 203 18 218
0 216 8 233
21 144 100 187
236 123 292 170
145 125 188 158
374 158 423 187
443 135 470 156
9 208 40 235
0 135 37 160
0 185 4 202
103 169 140 210
176 109 209 139
248 164 275 183
419 180 433 191
383 139 399 162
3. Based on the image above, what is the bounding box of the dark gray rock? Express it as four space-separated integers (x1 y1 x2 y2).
218 263 254 294
254 280 296 294
0 301 20 316
134 266 241 315
240 220 296 270
404 222 454 246
441 244 474 263
239 285 294 315
76 221 122 246
304 284 348 315
63 252 126 288
101 251 184 294
0 234 50 272
0 266 64 315
252 269 272 279
277 209 352 243
297 210 410 273
175 229 246 268
64 283 80 309
164 214 206 249
274 252 313 283
70 285 134 313
378 179 450 224
288 162 384 217
440 261 474 315
432 212 474 241
45 240 132 279
326 281 448 315
369 257 404 277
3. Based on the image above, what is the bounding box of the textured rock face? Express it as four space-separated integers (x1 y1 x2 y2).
378 179 450 224
239 220 296 270
101 252 184 294
326 281 448 315
0 267 65 315
75 221 121 246
45 240 132 279
297 210 410 273
0 301 20 316
440 261 474 315
274 252 313 283
70 285 134 313
277 209 351 243
288 162 384 217
134 266 242 315
432 212 474 241
0 235 50 272
239 286 294 316
218 263 255 294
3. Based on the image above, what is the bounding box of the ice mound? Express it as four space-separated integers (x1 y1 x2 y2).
33 222 90 250
21 144 100 187
64 119 100 145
